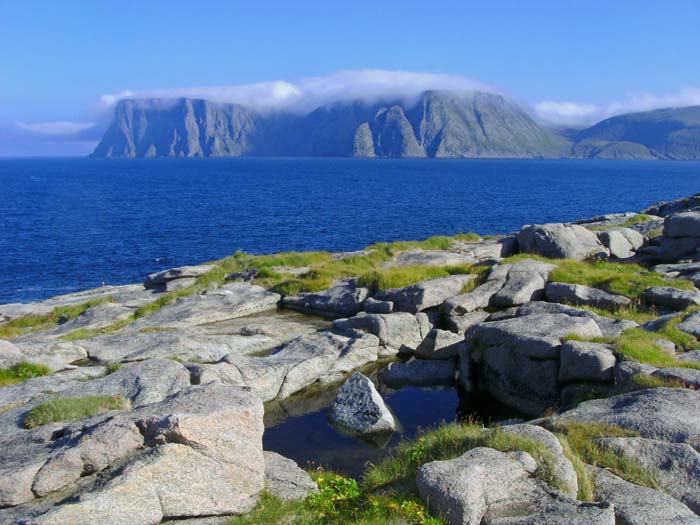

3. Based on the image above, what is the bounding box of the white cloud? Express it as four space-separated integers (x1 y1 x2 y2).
535 87 700 126
15 120 96 136
605 87 700 115
99 69 493 113
534 101 600 125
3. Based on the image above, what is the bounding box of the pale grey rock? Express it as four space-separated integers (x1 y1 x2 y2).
332 312 423 352
656 338 677 354
363 297 393 313
328 373 396 434
381 359 456 388
549 387 700 451
144 264 216 287
386 249 481 268
486 307 519 321
652 367 700 389
9 339 88 373
130 282 281 329
644 195 700 217
515 301 637 338
596 436 700 513
50 302 134 336
263 451 318 501
62 358 191 408
678 350 700 363
467 314 602 360
559 341 616 383
466 314 602 415
598 227 644 258
415 329 467 360
375 274 475 313
29 385 265 525
678 311 700 338
445 311 490 335
0 340 25 368
283 280 368 317
415 311 436 340
2 385 265 522
451 236 518 260
613 360 659 390
200 331 382 401
645 286 700 310
416 447 613 525
518 223 607 260
545 282 631 310
444 264 509 314
498 424 578 497
590 465 700 525
664 211 700 238
164 276 197 291
490 259 556 307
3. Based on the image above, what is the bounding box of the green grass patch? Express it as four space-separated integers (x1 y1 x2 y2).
363 422 563 494
550 260 694 302
631 374 687 389
587 214 655 232
229 476 441 525
0 362 50 387
557 435 594 501
615 328 700 369
0 297 114 340
551 422 657 488
357 265 473 293
453 232 482 243
23 395 128 428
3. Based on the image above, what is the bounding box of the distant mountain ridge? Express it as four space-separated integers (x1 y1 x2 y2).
91 93 700 160
92 91 568 159
571 105 700 160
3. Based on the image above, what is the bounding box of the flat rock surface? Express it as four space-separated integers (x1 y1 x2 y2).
282 280 368 317
590 465 700 525
545 282 631 310
129 283 281 329
376 274 475 313
549 387 700 451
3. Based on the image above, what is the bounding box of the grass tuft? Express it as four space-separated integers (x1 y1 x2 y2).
0 362 50 387
357 265 473 293
23 395 128 428
551 422 657 488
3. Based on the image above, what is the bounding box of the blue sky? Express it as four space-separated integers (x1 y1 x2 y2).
2 0 700 155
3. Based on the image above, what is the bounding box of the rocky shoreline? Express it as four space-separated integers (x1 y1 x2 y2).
2 194 700 524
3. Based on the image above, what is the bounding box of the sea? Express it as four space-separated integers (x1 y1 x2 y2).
1 157 699 305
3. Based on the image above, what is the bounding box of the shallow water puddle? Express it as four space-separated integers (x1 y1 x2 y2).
263 380 522 478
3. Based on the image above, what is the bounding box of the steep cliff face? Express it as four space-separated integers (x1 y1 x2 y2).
92 91 567 158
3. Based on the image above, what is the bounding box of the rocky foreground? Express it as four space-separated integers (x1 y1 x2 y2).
3 195 700 524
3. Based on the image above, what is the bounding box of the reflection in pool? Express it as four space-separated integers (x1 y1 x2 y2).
263 378 522 478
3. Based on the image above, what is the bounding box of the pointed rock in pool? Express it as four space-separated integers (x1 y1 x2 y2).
328 373 396 435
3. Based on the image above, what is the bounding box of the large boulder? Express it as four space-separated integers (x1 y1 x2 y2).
1 385 266 524
545 282 631 310
381 359 456 388
645 286 700 310
549 387 700 451
664 211 700 238
466 314 602 415
375 274 475 313
658 237 700 262
263 451 318 501
489 259 557 307
558 341 616 383
498 424 578 497
516 301 637 338
590 466 700 525
332 312 423 353
595 436 700 513
443 264 510 315
415 328 467 360
282 280 369 317
328 373 396 435
416 447 613 525
677 311 700 338
517 223 607 260
598 227 645 259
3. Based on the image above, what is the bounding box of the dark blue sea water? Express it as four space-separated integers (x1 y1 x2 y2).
1 157 699 304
